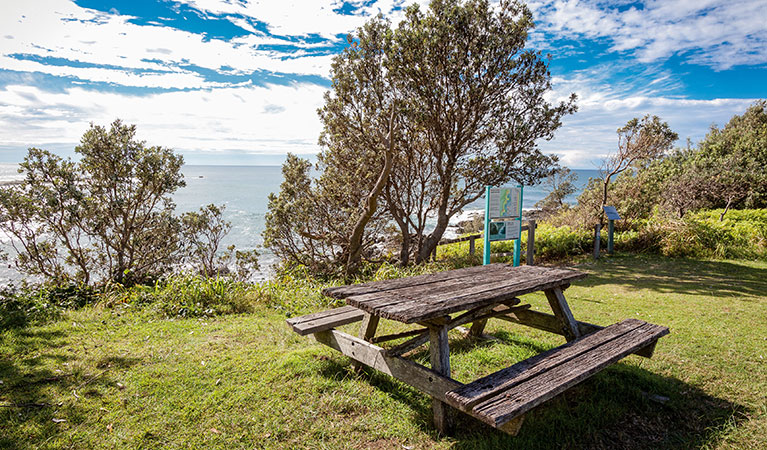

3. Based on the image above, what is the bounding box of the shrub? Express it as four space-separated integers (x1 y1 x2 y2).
531 224 593 260
104 275 258 318
0 283 95 329
655 209 767 260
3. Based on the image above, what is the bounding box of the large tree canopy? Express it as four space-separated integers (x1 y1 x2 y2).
264 0 576 275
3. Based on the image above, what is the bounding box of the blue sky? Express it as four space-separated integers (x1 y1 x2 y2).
0 0 765 168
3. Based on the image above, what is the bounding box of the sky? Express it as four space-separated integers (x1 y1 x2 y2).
0 0 765 168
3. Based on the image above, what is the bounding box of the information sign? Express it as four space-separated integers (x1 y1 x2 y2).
488 187 521 219
603 206 621 221
484 184 524 266
488 220 521 241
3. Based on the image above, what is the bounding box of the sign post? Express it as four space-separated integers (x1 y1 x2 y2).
602 206 621 254
483 186 491 265
483 184 524 266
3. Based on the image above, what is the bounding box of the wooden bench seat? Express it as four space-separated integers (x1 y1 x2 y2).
286 305 366 336
445 318 669 432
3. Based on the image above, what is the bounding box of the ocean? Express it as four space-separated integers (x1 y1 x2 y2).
0 163 599 282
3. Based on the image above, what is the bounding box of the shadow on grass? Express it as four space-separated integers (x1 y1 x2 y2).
576 255 766 299
317 359 434 433
450 360 747 450
0 328 125 450
315 336 746 450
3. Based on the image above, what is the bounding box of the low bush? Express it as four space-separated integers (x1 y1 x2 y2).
436 208 767 264
655 209 767 259
103 275 259 318
531 224 593 260
0 283 95 329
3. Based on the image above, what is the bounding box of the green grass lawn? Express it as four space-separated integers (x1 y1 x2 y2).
1 254 765 449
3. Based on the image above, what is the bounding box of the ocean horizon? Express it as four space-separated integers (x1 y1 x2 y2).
0 163 600 283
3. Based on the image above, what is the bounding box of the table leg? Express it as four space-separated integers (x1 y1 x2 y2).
468 319 487 337
353 314 380 371
429 324 451 435
544 287 581 342
358 313 380 341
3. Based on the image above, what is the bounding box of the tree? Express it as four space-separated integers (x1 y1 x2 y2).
535 167 577 218
181 204 230 277
0 120 185 285
265 0 577 273
264 17 401 276
180 204 261 279
389 0 576 262
0 120 250 285
598 115 677 224
694 100 767 211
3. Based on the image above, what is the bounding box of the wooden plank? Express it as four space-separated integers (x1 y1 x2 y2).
358 313 380 342
346 265 533 312
286 305 361 326
347 266 585 323
593 224 601 260
468 319 487 337
312 329 462 400
349 265 572 305
429 325 451 435
497 309 655 359
439 233 481 245
384 302 526 357
322 263 509 299
436 224 533 247
349 267 586 324
445 319 649 412
370 327 429 344
544 287 581 342
498 308 601 336
286 306 366 336
499 416 525 435
635 340 658 358
471 322 669 427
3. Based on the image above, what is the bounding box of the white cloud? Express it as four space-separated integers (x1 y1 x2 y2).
531 0 767 69
174 0 428 38
0 0 343 89
0 82 327 156
542 73 757 168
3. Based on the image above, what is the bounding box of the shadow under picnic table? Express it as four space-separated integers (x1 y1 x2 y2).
314 336 746 449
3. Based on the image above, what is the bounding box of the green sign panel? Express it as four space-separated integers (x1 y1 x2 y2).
484 184 524 266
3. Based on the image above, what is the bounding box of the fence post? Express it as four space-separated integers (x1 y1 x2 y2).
526 219 536 266
607 219 615 254
469 236 476 256
593 224 601 260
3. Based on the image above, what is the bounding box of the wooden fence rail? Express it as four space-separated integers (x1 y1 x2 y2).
435 220 537 265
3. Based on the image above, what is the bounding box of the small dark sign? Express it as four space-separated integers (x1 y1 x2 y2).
603 206 621 221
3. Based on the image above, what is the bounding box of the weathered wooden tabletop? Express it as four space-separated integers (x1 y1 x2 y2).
323 264 587 324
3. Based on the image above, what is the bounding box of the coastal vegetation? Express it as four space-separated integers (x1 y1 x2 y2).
0 120 258 287
264 0 576 276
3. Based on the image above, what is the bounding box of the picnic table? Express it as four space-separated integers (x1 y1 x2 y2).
286 264 669 435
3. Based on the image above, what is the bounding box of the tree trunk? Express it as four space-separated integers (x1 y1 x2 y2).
719 197 733 221
600 178 609 227
345 110 396 276
416 207 450 263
